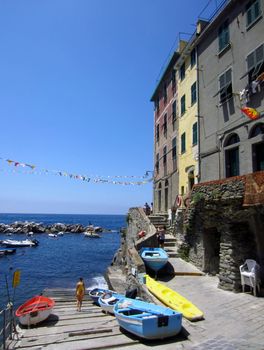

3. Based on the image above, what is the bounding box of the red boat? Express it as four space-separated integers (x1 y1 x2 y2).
16 295 55 326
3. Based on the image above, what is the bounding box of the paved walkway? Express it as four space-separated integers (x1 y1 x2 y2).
151 258 264 350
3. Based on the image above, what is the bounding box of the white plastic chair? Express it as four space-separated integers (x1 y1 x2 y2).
239 259 261 296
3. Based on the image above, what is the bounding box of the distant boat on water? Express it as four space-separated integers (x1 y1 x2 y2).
1 239 39 247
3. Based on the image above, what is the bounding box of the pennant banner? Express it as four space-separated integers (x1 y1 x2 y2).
0 157 153 186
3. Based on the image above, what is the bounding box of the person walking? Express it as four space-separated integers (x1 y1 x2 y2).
75 277 85 311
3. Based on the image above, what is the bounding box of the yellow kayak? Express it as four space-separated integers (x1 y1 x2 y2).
145 275 204 321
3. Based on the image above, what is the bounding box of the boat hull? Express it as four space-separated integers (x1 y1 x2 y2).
88 288 114 305
114 298 182 339
145 275 204 321
98 292 124 314
16 296 55 326
140 248 168 272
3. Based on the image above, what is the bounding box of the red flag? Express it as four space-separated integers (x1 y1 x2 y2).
241 107 260 120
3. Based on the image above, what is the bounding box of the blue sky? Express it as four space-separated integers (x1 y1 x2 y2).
0 0 216 215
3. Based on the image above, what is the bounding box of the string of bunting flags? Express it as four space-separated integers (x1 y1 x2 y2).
0 157 153 186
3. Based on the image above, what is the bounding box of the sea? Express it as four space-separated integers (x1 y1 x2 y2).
0 213 125 310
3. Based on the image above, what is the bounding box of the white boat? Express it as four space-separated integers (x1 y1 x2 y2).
48 233 58 238
1 239 39 247
98 292 125 314
84 231 100 238
27 231 34 236
57 231 64 236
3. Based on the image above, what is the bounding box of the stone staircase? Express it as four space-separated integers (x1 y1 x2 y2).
164 234 179 258
148 214 179 258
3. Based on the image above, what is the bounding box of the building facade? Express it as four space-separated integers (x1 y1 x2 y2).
197 0 264 182
151 52 180 215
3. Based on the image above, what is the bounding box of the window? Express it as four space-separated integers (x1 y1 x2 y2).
247 43 264 82
164 180 169 212
191 82 197 105
192 122 198 146
181 133 186 154
172 137 177 160
155 99 159 114
163 146 167 176
180 62 185 81
156 124 160 143
181 95 186 116
250 124 264 171
219 69 233 103
163 146 167 165
156 153 159 174
191 48 196 67
158 183 162 212
218 20 230 52
224 134 240 177
172 137 177 171
246 0 262 28
171 69 176 92
163 82 167 103
163 114 167 138
172 101 176 130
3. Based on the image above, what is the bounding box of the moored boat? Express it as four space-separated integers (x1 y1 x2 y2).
98 291 125 314
145 275 204 321
114 298 182 339
0 247 17 255
48 233 58 238
1 239 39 247
88 288 114 305
140 247 168 273
84 231 100 238
15 295 55 326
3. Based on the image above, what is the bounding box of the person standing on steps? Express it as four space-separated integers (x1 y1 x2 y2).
76 277 85 311
157 225 166 249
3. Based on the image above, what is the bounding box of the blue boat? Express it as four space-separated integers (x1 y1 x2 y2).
98 291 125 314
114 298 182 339
88 288 114 305
140 247 168 273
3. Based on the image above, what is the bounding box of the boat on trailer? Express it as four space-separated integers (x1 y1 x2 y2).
114 297 182 339
15 295 55 326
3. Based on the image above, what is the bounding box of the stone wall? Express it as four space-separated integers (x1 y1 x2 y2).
176 172 264 292
107 207 158 301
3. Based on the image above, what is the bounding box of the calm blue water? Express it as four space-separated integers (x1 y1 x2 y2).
0 213 125 309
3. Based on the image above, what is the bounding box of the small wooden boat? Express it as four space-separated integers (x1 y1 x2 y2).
1 239 39 247
98 291 125 314
114 298 182 339
145 275 204 321
140 247 168 272
16 295 55 326
88 288 114 305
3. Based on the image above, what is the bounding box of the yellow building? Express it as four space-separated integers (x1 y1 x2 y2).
175 39 199 197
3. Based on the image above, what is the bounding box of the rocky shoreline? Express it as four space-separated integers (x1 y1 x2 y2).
0 221 111 234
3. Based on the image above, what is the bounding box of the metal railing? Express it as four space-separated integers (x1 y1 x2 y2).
0 303 18 350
